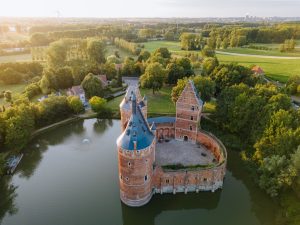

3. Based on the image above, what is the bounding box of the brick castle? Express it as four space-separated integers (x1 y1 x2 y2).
117 80 227 207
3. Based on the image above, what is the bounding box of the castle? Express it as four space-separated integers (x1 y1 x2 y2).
117 80 227 207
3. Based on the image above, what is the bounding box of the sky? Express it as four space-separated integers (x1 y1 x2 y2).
1 0 300 18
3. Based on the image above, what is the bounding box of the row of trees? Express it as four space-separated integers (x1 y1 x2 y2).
114 38 141 55
279 39 296 52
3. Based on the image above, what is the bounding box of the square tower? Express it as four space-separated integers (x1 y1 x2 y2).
175 80 203 143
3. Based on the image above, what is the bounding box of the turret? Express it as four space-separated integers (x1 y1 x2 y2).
117 93 156 207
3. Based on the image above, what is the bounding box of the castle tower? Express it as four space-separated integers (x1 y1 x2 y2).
175 80 203 143
120 86 147 132
117 93 155 207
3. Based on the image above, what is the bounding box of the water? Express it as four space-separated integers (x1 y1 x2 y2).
0 119 279 225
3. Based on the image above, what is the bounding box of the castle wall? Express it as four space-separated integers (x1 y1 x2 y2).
153 164 225 194
152 130 227 195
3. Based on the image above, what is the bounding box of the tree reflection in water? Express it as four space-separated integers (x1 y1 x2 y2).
0 177 18 223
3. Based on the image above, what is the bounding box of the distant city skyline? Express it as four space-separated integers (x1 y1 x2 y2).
1 0 300 18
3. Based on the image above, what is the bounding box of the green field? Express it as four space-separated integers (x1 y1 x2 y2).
0 83 26 106
217 54 300 82
0 54 32 63
141 40 300 83
218 47 300 57
142 41 182 53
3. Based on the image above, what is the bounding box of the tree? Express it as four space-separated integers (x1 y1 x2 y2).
176 57 194 76
30 32 50 46
193 76 216 102
67 96 84 114
81 73 104 99
137 50 151 62
154 47 171 59
100 62 117 80
202 45 215 57
286 75 300 95
4 91 12 103
87 38 106 64
47 40 67 68
36 95 73 127
254 109 300 161
0 68 23 85
171 76 216 103
89 96 107 113
201 57 219 76
258 155 296 197
140 63 167 94
180 33 203 50
210 63 259 94
3 100 35 150
166 63 184 85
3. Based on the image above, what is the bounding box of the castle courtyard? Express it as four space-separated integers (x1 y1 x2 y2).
155 139 216 167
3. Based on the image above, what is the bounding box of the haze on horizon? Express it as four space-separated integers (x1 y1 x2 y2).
1 0 299 18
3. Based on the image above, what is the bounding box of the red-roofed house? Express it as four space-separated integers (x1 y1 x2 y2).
96 75 108 87
252 66 265 76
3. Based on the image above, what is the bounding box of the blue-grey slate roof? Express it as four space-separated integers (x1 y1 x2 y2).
117 93 154 151
147 117 176 124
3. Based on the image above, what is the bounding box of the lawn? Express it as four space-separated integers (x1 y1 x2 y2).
217 54 300 83
0 83 26 106
140 87 176 115
218 47 300 57
106 87 176 116
0 54 32 63
142 41 182 53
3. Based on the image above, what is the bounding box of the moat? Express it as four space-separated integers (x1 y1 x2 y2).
0 119 279 225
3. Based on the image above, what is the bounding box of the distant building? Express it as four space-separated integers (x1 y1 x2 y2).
67 85 88 106
252 65 265 76
96 75 108 87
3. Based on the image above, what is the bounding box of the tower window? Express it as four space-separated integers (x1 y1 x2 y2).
128 162 131 167
191 116 194 120
126 177 129 181
120 175 123 180
190 125 193 131
191 106 195 111
145 175 148 181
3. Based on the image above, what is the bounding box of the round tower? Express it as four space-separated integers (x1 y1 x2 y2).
117 93 155 207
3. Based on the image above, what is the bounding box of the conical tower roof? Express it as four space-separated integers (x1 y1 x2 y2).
117 93 154 151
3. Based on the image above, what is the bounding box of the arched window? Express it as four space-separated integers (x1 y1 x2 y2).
190 125 193 131
145 175 148 181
